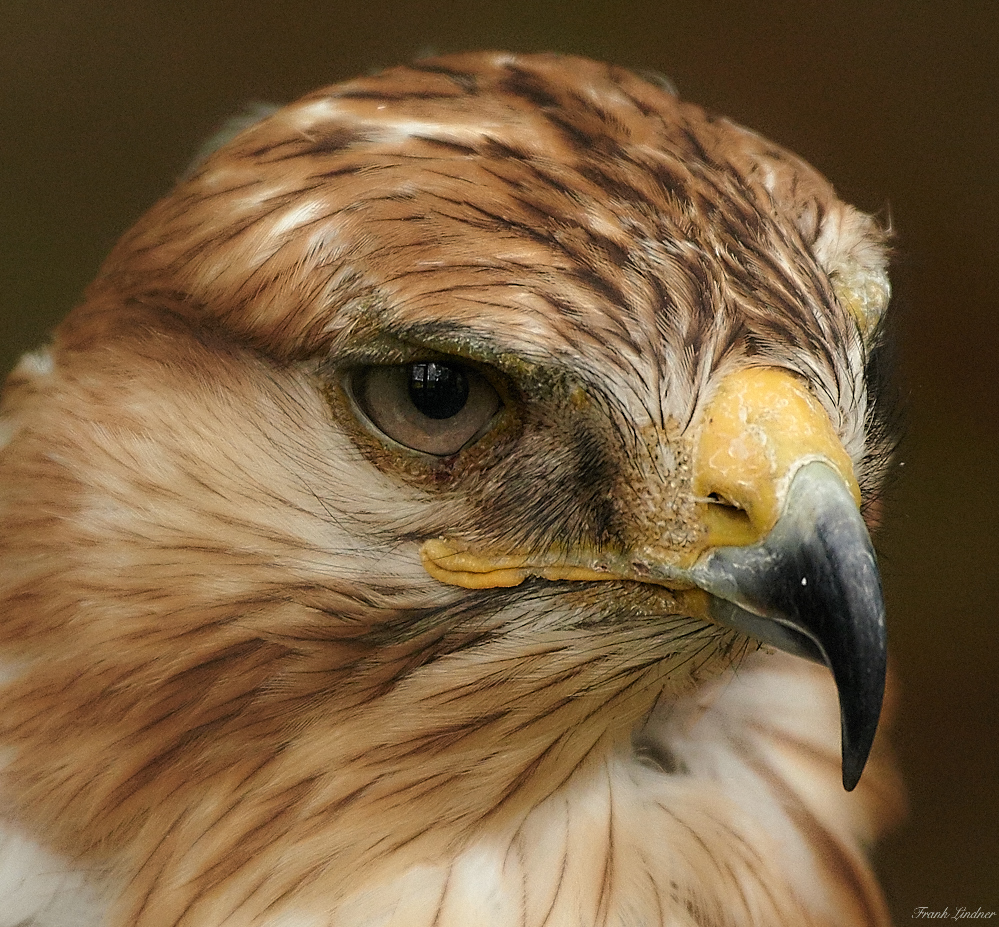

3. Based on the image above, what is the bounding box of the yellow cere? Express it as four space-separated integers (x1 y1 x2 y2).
693 367 860 549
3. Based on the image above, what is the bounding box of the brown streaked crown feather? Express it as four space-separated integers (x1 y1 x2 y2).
0 52 901 927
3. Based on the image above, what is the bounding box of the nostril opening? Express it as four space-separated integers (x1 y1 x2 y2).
706 492 742 510
702 491 756 545
699 488 758 546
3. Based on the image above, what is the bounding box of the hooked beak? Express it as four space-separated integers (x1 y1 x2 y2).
689 460 886 790
421 368 887 791
685 367 886 791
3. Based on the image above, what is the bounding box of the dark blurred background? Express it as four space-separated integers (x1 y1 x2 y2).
2 1 996 916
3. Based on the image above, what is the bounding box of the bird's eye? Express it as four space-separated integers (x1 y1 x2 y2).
352 361 502 456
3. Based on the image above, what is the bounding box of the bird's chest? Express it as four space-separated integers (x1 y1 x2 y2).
0 657 856 927
331 779 629 927
0 764 646 927
306 750 768 927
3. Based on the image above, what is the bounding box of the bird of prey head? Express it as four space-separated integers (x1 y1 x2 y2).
0 52 903 927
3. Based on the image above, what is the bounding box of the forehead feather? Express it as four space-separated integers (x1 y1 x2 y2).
89 52 860 415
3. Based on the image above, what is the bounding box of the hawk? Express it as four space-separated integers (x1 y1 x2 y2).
0 52 904 927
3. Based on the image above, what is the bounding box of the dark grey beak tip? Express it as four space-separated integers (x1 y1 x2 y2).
842 745 866 792
842 702 882 791
835 634 887 791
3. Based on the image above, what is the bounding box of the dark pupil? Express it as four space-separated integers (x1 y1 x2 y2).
408 362 470 419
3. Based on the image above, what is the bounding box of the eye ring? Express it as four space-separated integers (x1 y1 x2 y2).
350 360 502 456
